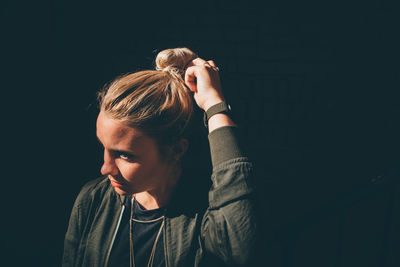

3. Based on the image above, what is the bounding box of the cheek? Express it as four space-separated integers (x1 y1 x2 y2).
117 161 143 181
118 159 163 180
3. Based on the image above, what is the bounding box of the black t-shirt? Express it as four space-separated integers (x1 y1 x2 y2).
108 196 166 267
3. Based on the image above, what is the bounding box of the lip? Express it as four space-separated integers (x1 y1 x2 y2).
109 179 126 188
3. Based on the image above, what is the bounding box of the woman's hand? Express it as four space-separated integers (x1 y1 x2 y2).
184 58 225 111
185 57 236 132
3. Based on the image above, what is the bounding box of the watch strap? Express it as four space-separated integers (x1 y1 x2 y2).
203 101 231 127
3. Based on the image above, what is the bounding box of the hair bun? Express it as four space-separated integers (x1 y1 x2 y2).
155 47 197 73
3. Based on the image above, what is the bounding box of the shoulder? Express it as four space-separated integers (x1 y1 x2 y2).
79 176 110 195
74 176 120 208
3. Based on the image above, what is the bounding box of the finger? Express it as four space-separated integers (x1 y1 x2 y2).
184 66 198 92
207 60 219 72
192 57 209 66
185 57 206 69
207 60 217 68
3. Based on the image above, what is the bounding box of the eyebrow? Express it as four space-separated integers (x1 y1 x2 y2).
95 134 138 155
113 149 136 156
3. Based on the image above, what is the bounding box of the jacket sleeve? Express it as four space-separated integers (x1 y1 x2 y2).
201 126 257 266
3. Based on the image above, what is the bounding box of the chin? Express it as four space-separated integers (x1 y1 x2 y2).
113 187 132 196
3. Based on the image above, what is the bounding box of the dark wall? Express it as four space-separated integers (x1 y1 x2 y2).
2 0 399 266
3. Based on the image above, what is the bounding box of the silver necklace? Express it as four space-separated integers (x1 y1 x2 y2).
129 196 165 267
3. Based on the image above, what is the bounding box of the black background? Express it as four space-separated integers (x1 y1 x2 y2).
2 0 399 266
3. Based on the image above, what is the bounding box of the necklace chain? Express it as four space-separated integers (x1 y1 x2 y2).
130 196 165 267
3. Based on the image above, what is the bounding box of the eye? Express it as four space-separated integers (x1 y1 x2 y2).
115 151 136 162
119 153 131 160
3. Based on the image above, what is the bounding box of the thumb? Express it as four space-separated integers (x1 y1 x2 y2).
184 66 197 92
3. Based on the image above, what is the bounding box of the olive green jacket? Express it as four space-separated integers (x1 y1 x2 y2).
62 127 256 267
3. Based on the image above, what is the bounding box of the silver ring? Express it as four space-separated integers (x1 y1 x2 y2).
204 62 219 71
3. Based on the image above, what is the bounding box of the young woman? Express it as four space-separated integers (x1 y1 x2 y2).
62 48 256 267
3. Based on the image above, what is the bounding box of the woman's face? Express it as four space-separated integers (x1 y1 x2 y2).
96 111 175 195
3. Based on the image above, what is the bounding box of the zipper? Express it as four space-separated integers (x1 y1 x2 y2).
163 217 169 267
104 205 125 267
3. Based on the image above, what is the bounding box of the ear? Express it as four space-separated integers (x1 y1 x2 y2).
173 138 189 161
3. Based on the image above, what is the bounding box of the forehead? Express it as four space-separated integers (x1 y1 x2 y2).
96 111 148 148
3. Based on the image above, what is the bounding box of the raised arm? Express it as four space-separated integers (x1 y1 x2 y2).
185 58 257 265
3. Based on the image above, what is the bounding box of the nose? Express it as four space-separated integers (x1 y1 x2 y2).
101 150 119 176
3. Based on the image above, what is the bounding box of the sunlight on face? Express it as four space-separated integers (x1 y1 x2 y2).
96 111 173 195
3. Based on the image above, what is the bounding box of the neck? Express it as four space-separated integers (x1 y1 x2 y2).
134 166 181 210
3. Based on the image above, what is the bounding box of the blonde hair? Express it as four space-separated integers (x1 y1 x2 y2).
98 47 198 145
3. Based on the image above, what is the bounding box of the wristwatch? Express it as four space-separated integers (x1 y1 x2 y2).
203 101 232 127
